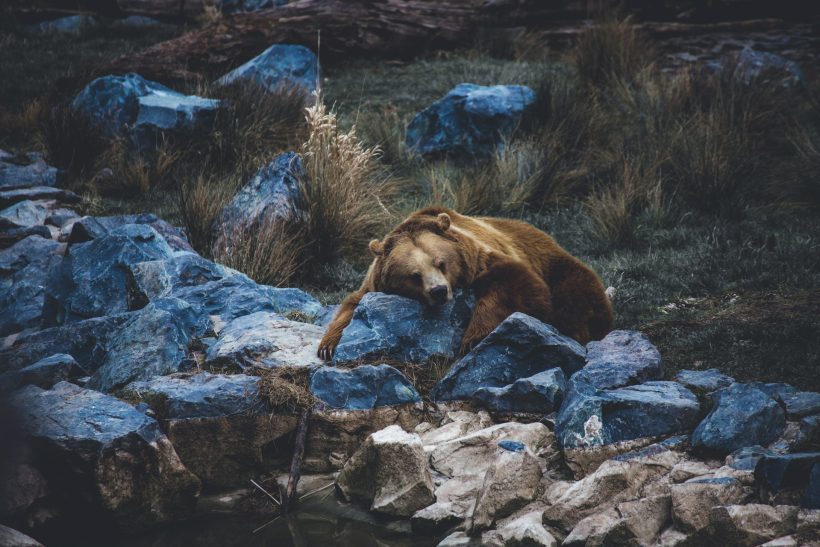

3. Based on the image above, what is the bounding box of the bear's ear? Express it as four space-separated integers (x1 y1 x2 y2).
369 239 384 257
436 212 451 231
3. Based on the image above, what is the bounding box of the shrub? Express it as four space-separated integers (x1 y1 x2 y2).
176 171 242 254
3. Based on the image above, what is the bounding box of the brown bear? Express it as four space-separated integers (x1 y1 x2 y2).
317 207 613 359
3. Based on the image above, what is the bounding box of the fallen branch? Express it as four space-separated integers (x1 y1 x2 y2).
281 406 311 514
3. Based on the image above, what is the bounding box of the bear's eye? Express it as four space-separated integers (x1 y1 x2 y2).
434 259 445 273
411 272 422 282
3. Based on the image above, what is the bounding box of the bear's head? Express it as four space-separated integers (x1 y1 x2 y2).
369 212 464 307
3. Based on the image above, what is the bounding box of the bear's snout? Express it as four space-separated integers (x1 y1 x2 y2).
429 284 449 305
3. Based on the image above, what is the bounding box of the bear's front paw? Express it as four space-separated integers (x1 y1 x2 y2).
317 331 341 361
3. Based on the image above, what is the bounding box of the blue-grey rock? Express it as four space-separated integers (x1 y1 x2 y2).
0 186 80 209
218 44 317 94
405 83 535 159
734 48 803 88
219 0 287 12
68 214 194 252
333 290 474 367
578 330 663 390
749 382 799 404
205 311 323 371
674 368 734 397
310 364 420 410
780 391 820 419
46 208 79 228
691 383 786 455
0 152 59 189
727 445 776 471
0 200 51 229
123 372 263 419
755 453 820 505
30 15 99 34
314 304 338 327
0 225 52 249
126 253 321 322
804 463 820 509
432 313 583 402
555 380 700 450
72 73 219 152
45 224 175 324
8 382 200 527
498 440 526 453
0 314 130 374
472 367 566 414
0 353 83 394
88 298 208 393
213 152 306 252
0 235 61 336
109 15 172 30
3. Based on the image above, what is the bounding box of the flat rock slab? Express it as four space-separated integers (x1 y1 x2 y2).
432 313 584 402
310 364 420 410
0 200 52 229
205 311 323 371
0 152 58 189
691 383 786 456
9 382 200 528
333 291 473 366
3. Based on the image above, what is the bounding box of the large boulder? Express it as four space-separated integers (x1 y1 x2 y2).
709 504 799 546
121 372 297 490
337 425 435 517
126 252 322 321
217 44 317 94
468 441 543 531
205 311 323 371
9 382 200 529
431 313 584 402
45 224 175 324
755 453 820 506
0 313 131 374
332 290 474 366
88 298 208 392
71 73 220 152
0 235 62 336
0 151 59 189
67 214 193 252
472 367 566 414
212 152 307 253
564 495 671 547
556 381 700 452
405 83 535 159
691 383 786 456
310 364 420 410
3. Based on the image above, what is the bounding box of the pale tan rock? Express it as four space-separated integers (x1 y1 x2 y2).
542 448 680 530
562 436 661 477
670 477 750 534
0 525 42 547
496 511 558 547
336 425 435 517
469 446 542 531
796 509 820 543
429 422 553 478
435 474 486 517
656 526 692 546
436 530 503 546
562 508 621 546
669 460 714 483
422 410 494 448
759 536 800 546
412 501 464 535
561 495 670 546
616 494 672 545
709 504 799 546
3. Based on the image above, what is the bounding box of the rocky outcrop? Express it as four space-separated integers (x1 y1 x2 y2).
9 382 200 529
204 311 323 371
332 290 474 366
406 83 535 159
337 425 435 517
217 44 317 94
432 313 584 402
310 364 420 410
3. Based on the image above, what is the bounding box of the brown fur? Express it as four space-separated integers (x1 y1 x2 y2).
317 207 614 360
